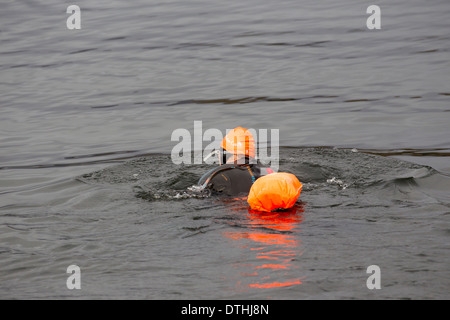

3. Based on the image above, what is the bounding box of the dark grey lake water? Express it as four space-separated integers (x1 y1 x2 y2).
0 0 449 299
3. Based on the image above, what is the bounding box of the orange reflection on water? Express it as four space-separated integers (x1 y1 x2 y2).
255 264 289 269
222 201 305 290
249 279 303 289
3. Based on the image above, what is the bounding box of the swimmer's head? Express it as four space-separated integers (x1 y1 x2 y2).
221 127 255 164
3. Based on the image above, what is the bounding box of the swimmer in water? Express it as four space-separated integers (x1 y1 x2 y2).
198 127 272 196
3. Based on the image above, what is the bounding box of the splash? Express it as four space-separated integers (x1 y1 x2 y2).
327 177 349 189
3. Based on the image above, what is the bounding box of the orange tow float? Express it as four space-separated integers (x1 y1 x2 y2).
247 172 302 212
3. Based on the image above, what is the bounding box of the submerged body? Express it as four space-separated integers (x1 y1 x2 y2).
198 163 262 196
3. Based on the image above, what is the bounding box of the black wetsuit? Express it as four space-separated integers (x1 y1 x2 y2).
198 163 262 197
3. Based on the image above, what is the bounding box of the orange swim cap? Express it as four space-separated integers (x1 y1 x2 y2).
221 127 255 159
247 172 302 212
